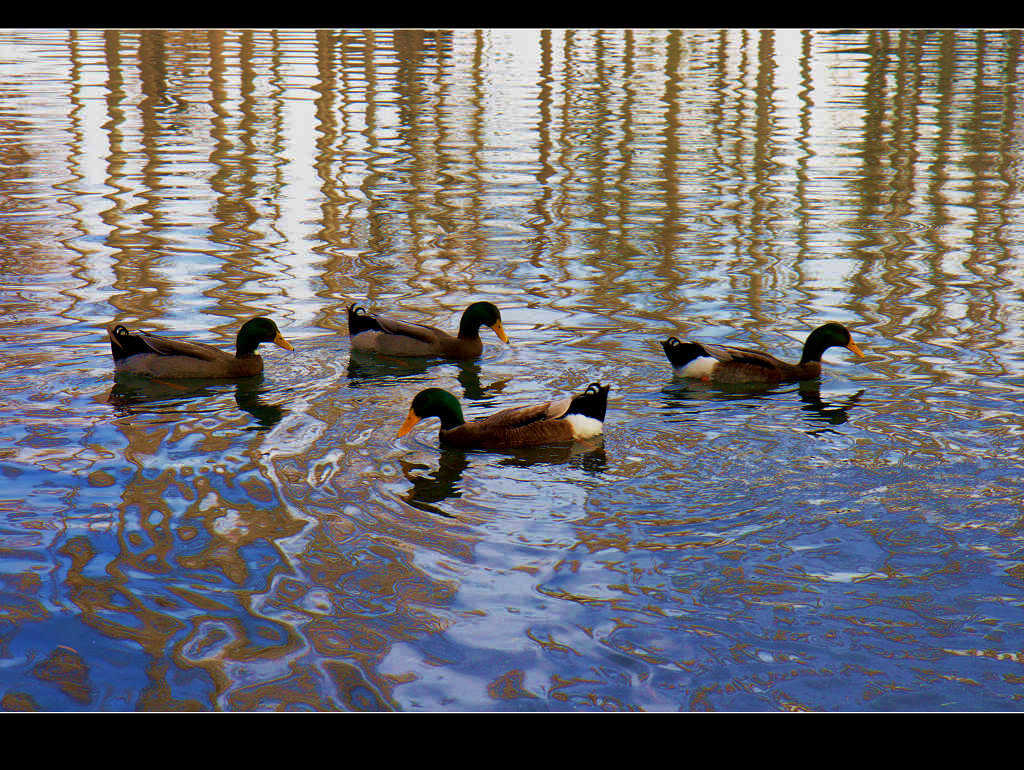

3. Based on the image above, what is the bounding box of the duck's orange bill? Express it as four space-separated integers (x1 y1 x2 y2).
491 321 511 344
274 333 294 351
847 340 865 358
397 409 421 437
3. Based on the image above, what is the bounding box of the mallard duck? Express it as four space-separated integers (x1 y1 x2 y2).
347 301 509 358
397 382 610 449
661 322 864 384
106 317 293 378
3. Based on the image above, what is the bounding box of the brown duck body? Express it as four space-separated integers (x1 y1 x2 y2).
661 323 865 384
347 302 508 359
442 395 600 449
398 383 610 450
351 316 482 358
106 318 291 379
669 341 818 384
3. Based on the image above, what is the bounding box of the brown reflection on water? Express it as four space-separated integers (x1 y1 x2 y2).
848 30 1023 376
59 400 475 709
963 31 1020 361
312 29 346 326
207 29 265 304
750 30 780 327
3 29 1023 341
103 30 172 324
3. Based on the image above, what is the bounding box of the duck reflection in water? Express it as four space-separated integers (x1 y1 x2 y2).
401 440 607 518
234 379 286 429
494 440 607 474
797 381 865 434
400 448 471 518
347 352 509 401
106 373 285 429
661 379 864 432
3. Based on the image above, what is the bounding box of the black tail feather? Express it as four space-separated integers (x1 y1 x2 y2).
567 382 610 422
661 337 703 368
108 325 152 361
347 303 383 336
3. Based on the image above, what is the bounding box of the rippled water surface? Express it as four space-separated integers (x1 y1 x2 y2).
2 29 1024 711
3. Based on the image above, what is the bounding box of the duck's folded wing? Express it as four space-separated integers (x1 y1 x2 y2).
699 342 781 371
373 315 443 344
450 397 579 447
474 396 573 431
135 331 226 362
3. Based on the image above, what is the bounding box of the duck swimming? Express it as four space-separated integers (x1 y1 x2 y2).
661 322 864 384
347 301 509 358
106 317 293 379
397 382 610 449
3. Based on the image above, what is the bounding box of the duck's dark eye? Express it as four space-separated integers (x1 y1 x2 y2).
114 325 129 337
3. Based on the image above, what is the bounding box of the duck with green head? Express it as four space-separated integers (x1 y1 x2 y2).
661 322 865 384
397 383 610 449
107 316 293 378
347 301 510 358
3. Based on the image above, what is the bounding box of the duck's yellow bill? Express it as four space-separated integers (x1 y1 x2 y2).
274 333 294 351
847 340 865 358
491 320 510 344
397 409 421 438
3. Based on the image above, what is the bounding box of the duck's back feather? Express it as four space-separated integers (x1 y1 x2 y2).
348 306 437 343
139 331 225 362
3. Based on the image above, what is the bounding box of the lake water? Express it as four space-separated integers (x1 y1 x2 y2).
2 28 1024 712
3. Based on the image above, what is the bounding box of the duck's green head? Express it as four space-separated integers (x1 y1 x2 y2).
237 317 293 357
397 388 466 436
801 322 864 364
459 302 510 343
